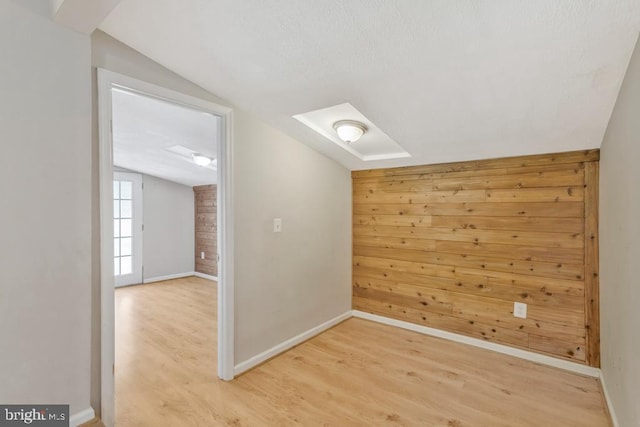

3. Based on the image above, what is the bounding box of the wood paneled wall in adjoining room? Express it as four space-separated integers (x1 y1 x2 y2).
193 185 217 277
352 150 600 366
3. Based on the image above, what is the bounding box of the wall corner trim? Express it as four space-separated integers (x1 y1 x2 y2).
233 311 352 376
70 407 95 427
351 310 601 378
142 272 196 284
194 272 218 281
598 371 620 427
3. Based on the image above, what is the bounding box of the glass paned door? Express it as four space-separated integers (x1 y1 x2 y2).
113 172 143 287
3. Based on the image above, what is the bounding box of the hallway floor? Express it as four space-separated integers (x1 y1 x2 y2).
115 277 610 426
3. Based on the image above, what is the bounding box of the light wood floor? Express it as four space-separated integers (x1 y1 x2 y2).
115 277 611 426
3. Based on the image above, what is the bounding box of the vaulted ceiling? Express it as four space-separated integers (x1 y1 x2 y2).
100 0 640 170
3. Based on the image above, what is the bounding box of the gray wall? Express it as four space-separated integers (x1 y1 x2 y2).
141 174 194 280
113 167 195 280
600 35 640 427
0 0 92 415
91 31 351 412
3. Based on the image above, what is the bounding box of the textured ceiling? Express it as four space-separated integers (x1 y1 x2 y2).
112 88 219 187
100 0 640 170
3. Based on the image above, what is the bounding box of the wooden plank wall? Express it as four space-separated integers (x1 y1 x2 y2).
352 150 600 366
193 184 217 277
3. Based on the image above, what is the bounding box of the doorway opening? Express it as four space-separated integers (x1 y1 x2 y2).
97 69 234 427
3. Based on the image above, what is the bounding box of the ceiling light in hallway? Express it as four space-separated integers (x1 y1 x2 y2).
192 153 212 167
333 120 367 143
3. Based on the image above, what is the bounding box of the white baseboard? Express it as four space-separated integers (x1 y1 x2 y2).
598 371 620 427
230 310 613 425
70 407 95 427
352 310 601 378
194 271 218 281
143 271 195 284
234 311 352 376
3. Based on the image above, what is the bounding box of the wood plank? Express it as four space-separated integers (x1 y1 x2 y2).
196 258 217 267
354 225 583 249
353 214 432 227
486 186 584 202
196 222 216 232
351 149 599 178
197 232 216 241
435 240 584 264
431 169 583 191
353 286 453 315
353 201 584 217
353 167 510 183
196 206 216 213
525 303 585 330
431 215 584 234
353 272 584 311
195 196 216 207
354 179 433 193
352 162 586 185
504 162 586 175
353 264 449 288
462 267 585 295
353 256 440 277
362 170 569 194
354 245 584 281
584 162 600 367
354 189 487 204
353 235 437 252
437 254 584 282
452 269 584 298
196 213 217 223
529 334 586 362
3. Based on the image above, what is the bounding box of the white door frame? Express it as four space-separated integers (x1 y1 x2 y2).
97 69 235 427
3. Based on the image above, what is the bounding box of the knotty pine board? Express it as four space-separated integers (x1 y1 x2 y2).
352 149 600 365
194 184 217 276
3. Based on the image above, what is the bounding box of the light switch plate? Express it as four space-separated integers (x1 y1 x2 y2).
200 251 205 260
514 302 527 319
273 218 282 233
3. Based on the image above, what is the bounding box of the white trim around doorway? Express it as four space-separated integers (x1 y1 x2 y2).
97 68 235 427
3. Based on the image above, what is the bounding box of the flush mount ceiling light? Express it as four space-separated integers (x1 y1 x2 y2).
333 120 367 143
293 103 410 161
192 153 213 167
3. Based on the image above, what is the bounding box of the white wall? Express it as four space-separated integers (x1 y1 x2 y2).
233 110 352 363
141 174 194 280
600 35 640 427
91 30 351 410
0 0 92 416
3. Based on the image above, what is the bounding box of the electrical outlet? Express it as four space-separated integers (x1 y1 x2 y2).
200 251 205 260
273 218 282 233
513 302 527 319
